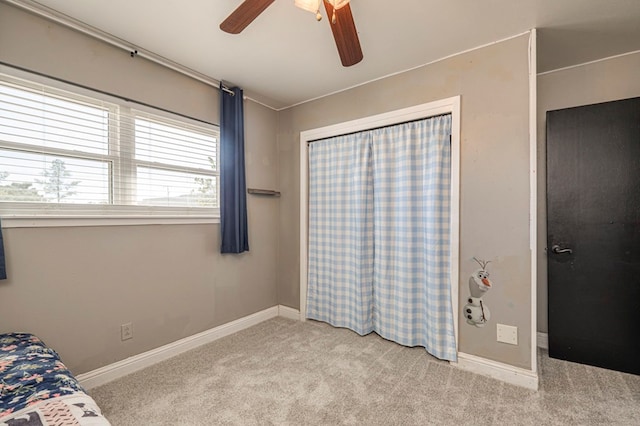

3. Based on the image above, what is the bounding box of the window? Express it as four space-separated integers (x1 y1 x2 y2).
0 72 219 222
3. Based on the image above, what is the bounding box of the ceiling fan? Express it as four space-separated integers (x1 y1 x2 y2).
220 0 363 67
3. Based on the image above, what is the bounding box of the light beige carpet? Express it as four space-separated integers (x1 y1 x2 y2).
91 317 640 425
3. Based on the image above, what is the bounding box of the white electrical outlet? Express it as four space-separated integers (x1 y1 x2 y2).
121 323 133 341
496 323 518 345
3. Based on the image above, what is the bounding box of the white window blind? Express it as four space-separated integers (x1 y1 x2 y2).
0 72 219 220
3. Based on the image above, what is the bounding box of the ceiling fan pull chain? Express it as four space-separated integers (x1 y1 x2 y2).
332 9 337 24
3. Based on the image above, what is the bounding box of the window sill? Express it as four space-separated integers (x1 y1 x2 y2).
1 215 220 228
0 203 220 228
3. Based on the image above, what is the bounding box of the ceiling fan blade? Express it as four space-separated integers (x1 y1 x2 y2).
220 0 275 34
323 1 363 67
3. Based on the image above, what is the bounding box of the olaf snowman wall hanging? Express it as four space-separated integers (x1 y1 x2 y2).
464 257 493 328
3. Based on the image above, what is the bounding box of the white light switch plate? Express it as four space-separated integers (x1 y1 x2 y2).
497 324 518 345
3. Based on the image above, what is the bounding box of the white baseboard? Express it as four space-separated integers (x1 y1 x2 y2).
77 306 279 390
454 352 539 390
278 305 301 321
77 304 546 392
537 332 548 350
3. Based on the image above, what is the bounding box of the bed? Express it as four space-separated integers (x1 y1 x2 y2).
0 333 110 425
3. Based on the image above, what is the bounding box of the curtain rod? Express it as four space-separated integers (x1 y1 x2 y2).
0 61 218 128
3 0 236 96
306 113 453 144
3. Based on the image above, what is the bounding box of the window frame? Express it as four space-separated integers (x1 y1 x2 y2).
0 66 220 228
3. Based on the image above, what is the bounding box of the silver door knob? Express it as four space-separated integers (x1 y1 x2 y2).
551 244 573 254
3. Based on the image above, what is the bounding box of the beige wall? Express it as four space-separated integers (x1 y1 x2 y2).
536 51 640 333
0 3 279 374
278 35 534 369
1 1 538 373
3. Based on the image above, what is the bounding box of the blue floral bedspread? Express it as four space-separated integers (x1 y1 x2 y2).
0 333 85 419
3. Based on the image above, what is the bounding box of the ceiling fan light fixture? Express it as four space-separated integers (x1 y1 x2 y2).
294 0 323 20
326 0 350 10
295 0 351 14
294 0 321 13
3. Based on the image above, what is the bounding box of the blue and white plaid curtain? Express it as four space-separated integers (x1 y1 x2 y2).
307 114 456 361
307 132 375 336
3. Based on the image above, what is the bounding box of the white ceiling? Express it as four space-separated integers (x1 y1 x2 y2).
21 0 640 109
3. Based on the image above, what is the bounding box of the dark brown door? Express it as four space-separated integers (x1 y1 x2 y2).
547 97 640 375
